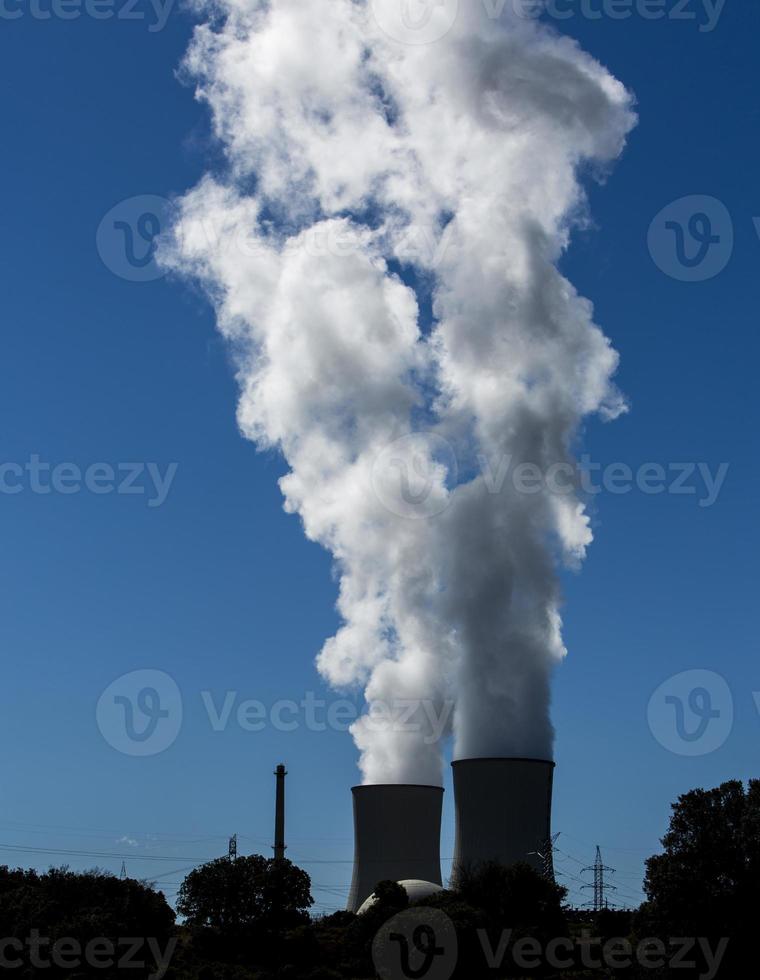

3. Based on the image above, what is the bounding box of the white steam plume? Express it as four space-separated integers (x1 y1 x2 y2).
162 0 636 785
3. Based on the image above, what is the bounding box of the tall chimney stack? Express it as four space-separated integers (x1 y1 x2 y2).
273 763 287 861
451 758 554 886
347 784 443 913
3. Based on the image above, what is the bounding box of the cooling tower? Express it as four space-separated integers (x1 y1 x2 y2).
451 758 555 885
347 784 444 913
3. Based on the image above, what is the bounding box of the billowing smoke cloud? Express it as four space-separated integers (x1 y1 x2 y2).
162 0 635 785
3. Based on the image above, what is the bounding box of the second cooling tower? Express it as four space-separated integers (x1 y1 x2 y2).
347 784 444 912
451 757 555 883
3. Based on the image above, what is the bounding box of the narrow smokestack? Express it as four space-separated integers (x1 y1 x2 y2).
273 763 287 861
451 758 554 886
347 784 443 913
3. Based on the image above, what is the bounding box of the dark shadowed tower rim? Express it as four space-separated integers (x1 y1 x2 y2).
452 757 555 766
351 783 445 791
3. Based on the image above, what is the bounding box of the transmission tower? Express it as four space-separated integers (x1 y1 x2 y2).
581 846 616 911
228 834 238 861
119 861 127 880
530 832 561 879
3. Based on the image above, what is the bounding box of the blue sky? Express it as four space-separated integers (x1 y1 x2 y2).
1 2 758 913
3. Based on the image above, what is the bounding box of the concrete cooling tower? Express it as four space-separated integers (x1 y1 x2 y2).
451 758 555 885
347 784 444 912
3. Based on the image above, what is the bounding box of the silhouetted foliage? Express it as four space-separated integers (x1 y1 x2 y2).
456 860 567 934
7 782 759 980
371 879 409 911
593 906 632 942
176 854 312 935
426 863 568 977
0 865 174 977
636 778 760 977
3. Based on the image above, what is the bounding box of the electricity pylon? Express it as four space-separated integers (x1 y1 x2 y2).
581 846 616 911
530 832 561 879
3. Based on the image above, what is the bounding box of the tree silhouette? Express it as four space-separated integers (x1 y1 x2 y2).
0 865 174 978
177 854 312 935
640 779 760 976
455 860 567 934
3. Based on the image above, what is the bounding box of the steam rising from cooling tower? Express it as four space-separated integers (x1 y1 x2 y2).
163 1 635 783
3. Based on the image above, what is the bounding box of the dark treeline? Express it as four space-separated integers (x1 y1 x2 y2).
0 778 756 978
